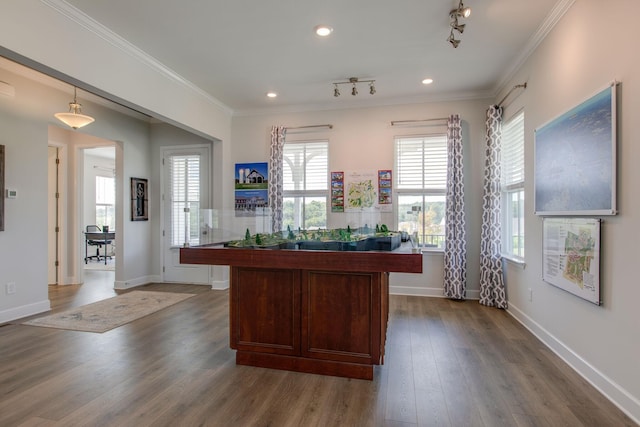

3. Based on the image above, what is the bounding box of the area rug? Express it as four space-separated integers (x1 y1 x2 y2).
22 291 195 333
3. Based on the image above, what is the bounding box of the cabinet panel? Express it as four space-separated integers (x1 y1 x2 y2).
301 271 381 364
231 267 299 355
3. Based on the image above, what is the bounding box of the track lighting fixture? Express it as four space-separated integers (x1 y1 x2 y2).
332 77 375 98
448 1 470 48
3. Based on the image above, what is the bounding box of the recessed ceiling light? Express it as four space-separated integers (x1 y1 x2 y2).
266 92 278 98
422 78 434 85
314 25 333 37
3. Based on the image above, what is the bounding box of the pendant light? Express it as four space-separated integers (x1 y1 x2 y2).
54 87 95 129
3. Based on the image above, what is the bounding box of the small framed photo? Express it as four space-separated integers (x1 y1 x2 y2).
131 177 148 221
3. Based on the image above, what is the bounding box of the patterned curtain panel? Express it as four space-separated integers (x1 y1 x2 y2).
268 125 286 233
443 114 467 300
479 106 507 309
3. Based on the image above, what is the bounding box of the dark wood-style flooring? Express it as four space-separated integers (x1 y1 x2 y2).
0 273 636 426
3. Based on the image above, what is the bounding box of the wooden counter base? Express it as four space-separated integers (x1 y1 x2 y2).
180 246 422 380
230 266 389 380
236 351 375 380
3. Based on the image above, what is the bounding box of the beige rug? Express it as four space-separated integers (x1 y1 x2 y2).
23 291 195 333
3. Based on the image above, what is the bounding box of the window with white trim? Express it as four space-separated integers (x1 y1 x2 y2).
395 135 447 249
95 175 115 230
170 154 201 246
501 111 525 259
282 141 328 230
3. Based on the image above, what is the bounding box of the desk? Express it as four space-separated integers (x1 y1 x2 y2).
84 231 115 264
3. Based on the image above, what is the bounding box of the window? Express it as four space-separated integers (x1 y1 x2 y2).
395 135 447 249
501 111 525 259
95 175 115 230
282 141 328 230
170 154 201 246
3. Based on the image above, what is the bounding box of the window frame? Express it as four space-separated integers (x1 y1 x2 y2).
169 153 202 247
282 140 329 231
394 134 448 251
95 175 115 231
501 110 525 261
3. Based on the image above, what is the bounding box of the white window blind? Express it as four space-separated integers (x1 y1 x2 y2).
395 136 447 190
170 154 200 246
283 141 328 192
282 141 328 230
95 176 115 230
502 111 525 189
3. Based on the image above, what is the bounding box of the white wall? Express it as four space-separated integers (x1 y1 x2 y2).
499 0 640 421
0 0 231 144
231 98 491 298
0 105 50 320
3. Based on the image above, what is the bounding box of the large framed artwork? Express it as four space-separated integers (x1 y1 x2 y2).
542 217 601 305
534 82 617 215
131 177 149 221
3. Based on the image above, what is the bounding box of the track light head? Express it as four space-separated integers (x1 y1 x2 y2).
369 82 376 95
334 84 340 97
451 1 471 18
448 31 461 48
452 22 465 33
351 84 358 96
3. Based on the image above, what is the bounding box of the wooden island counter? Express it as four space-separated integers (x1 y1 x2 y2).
180 246 422 380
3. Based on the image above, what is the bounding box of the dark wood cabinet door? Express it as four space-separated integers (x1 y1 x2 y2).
301 270 382 364
230 267 300 355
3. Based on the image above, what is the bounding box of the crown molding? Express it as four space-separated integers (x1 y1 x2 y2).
41 0 233 115
493 0 576 98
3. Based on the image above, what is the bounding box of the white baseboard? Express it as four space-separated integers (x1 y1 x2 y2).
0 300 51 323
508 303 640 425
211 279 229 290
390 285 480 300
114 275 159 290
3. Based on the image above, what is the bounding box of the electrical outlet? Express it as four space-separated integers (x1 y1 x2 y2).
528 288 533 302
6 282 16 295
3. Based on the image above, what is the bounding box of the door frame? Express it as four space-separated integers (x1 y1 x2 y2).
160 143 212 284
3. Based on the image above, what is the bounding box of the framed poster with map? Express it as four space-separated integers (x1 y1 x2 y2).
542 217 601 305
534 82 617 215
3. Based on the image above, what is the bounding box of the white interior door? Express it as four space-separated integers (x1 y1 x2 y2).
162 145 211 284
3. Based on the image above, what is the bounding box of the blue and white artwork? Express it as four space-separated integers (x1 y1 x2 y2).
534 84 617 215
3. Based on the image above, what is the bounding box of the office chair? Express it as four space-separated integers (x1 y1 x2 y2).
85 225 113 263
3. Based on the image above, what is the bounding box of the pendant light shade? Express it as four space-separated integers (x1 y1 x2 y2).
54 87 95 129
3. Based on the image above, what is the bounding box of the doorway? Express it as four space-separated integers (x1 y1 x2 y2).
83 147 116 273
161 144 211 284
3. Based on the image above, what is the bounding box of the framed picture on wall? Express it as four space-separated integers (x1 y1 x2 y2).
534 82 617 215
130 177 148 221
542 217 601 305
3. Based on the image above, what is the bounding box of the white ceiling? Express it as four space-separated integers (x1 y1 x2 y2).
46 1 568 114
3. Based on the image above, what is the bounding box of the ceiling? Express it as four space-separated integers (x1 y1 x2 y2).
50 1 566 114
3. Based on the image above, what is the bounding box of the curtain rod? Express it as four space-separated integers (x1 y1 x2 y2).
390 118 448 126
285 124 333 130
497 83 527 107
